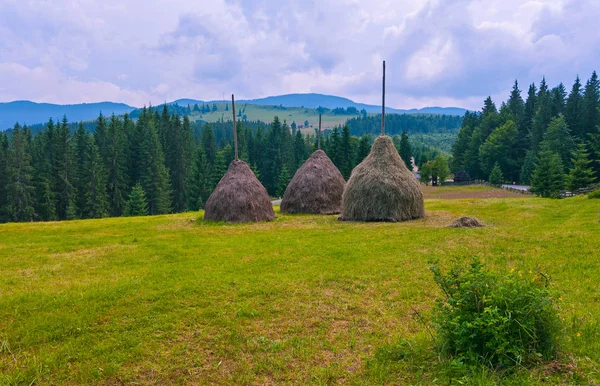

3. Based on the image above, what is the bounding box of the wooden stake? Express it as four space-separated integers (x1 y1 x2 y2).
232 94 238 160
381 60 386 136
318 114 322 150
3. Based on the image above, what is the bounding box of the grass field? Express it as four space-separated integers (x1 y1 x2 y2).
187 103 359 131
1 187 599 385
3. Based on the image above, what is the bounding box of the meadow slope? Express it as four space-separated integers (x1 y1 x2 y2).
1 187 599 385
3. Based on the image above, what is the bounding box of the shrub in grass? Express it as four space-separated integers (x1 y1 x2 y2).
588 190 600 199
430 261 560 369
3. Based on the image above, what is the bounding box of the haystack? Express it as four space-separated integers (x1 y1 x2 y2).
204 159 275 223
280 150 345 214
339 135 424 222
448 216 485 228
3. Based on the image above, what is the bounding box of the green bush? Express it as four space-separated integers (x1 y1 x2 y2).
588 190 600 199
430 261 560 369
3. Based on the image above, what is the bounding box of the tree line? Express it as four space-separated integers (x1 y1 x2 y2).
0 105 436 223
451 72 600 197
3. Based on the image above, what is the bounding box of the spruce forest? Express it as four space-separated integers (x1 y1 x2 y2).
451 72 600 196
0 105 444 223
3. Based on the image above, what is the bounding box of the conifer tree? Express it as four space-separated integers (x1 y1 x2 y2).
582 71 600 137
531 78 553 150
520 150 537 185
0 133 9 222
73 123 89 217
211 151 228 188
540 115 575 170
356 134 370 166
340 125 354 178
531 150 565 198
478 120 518 181
565 76 585 139
294 129 307 169
53 116 77 220
399 129 413 171
138 110 172 215
202 124 217 165
550 83 567 117
6 125 35 222
188 147 210 211
31 132 56 221
105 115 128 216
84 137 109 219
522 83 537 141
276 164 290 197
489 162 504 185
124 183 149 217
566 144 596 191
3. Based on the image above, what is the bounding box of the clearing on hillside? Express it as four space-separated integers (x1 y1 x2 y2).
0 187 598 384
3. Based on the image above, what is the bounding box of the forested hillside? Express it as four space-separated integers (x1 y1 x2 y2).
451 72 600 196
0 105 443 223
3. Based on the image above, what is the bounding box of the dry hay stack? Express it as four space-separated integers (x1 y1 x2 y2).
339 135 424 222
204 160 275 223
280 150 346 214
448 216 485 228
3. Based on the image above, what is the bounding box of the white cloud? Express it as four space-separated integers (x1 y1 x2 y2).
0 0 598 110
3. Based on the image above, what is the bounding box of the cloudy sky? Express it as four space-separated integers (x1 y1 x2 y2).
0 0 598 110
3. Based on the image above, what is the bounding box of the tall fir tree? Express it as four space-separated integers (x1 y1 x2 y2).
565 76 585 139
398 128 413 171
566 143 596 191
53 116 77 220
530 150 565 198
202 124 217 166
137 109 172 215
531 77 553 151
355 134 370 166
124 183 149 217
105 114 128 216
6 125 35 222
478 120 519 181
73 123 89 217
0 132 9 222
540 115 575 171
188 147 211 211
84 137 109 219
582 71 600 138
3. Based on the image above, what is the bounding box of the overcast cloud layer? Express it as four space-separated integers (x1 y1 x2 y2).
0 0 598 110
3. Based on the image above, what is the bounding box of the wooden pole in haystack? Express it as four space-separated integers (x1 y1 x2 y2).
232 94 238 160
318 114 322 150
381 60 386 136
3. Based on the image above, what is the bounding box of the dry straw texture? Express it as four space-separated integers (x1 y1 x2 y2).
340 135 425 222
448 216 485 228
280 150 346 214
204 160 275 223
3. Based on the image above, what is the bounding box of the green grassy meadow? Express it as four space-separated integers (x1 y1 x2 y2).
188 103 358 131
1 187 599 384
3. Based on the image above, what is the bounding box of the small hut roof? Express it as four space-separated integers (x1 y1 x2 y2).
204 160 275 223
280 150 345 214
340 135 425 222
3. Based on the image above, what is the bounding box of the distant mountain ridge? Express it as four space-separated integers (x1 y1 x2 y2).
172 93 467 116
0 101 135 130
1 93 466 130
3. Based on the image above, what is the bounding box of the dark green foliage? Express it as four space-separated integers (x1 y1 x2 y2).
531 150 565 198
588 190 600 199
188 147 211 211
582 71 600 138
124 183 149 216
565 76 584 139
5 125 35 222
346 113 462 136
432 155 450 185
84 138 109 219
0 132 9 222
398 129 413 171
541 115 575 170
104 115 128 216
567 144 596 191
430 261 560 368
137 109 171 215
276 164 290 197
478 120 518 181
488 162 504 185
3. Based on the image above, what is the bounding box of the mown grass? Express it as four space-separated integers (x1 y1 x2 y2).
0 189 599 385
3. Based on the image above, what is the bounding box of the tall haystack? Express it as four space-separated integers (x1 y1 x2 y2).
280 150 345 214
339 135 425 222
203 159 275 223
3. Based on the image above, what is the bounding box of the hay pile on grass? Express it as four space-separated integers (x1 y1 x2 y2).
204 160 275 223
448 216 485 228
339 135 424 222
280 150 345 214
